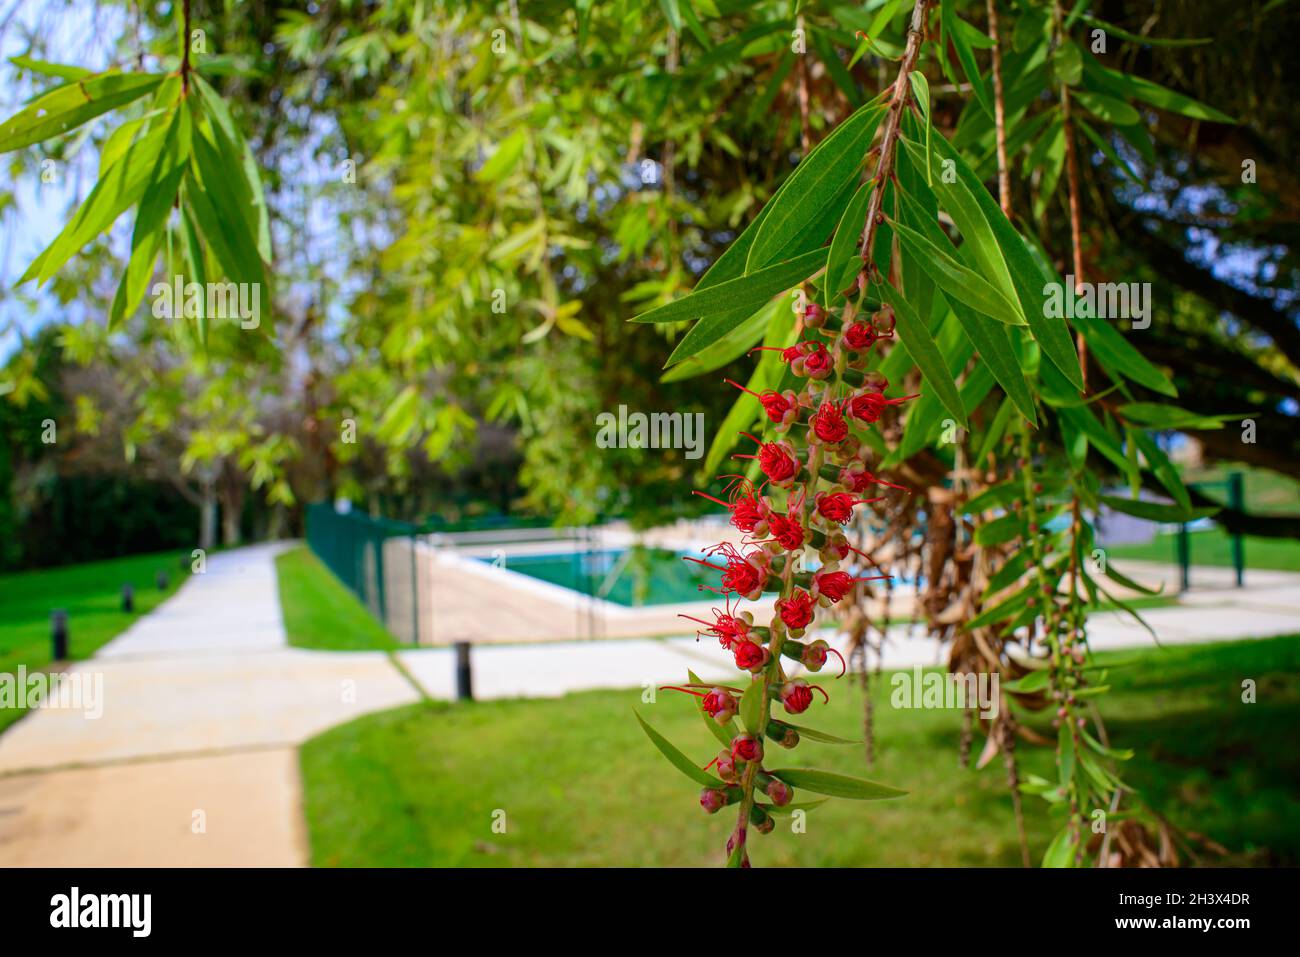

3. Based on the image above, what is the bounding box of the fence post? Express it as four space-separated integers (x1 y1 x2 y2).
455 641 473 701
1228 472 1245 587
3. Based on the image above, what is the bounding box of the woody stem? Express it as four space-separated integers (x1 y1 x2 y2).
857 0 932 286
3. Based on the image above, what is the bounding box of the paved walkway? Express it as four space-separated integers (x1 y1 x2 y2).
0 545 420 866
0 544 1296 867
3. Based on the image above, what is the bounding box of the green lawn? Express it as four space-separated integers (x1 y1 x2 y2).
300 634 1299 867
1106 527 1300 572
0 551 189 733
275 546 400 651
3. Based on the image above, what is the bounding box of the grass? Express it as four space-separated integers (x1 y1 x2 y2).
0 550 189 733
275 546 400 651
1106 527 1300 573
300 634 1300 867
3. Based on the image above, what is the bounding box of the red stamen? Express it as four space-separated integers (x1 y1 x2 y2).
659 685 707 698
724 378 762 399
812 685 830 704
828 647 847 679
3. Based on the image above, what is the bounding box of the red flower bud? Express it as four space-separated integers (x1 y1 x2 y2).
700 788 727 814
716 750 740 783
733 639 770 673
802 302 826 327
766 778 793 807
793 341 833 380
780 679 814 714
801 639 829 672
702 688 738 723
731 733 763 763
842 321 876 352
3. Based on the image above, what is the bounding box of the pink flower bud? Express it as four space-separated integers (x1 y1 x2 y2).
700 788 726 814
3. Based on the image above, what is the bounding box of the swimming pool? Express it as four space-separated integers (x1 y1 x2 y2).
475 547 767 607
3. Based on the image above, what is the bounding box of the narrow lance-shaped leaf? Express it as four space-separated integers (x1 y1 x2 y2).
878 281 967 427
635 711 726 789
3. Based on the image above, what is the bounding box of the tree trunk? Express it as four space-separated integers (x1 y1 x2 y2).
199 475 217 553
219 471 245 547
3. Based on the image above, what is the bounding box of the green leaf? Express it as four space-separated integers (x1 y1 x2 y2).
746 99 885 271
1119 403 1232 431
1041 824 1077 867
769 768 907 800
942 1 993 117
824 179 873 301
1084 60 1234 124
890 218 1027 326
908 71 932 185
0 72 163 154
109 160 185 329
475 129 527 183
1099 494 1217 524
974 514 1020 546
192 74 271 261
1073 90 1140 126
22 114 182 286
878 281 967 427
635 711 726 788
660 298 780 382
1131 430 1192 512
635 248 824 327
7 56 93 81
740 677 766 736
186 131 266 288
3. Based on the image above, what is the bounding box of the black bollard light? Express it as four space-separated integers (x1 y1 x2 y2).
454 641 474 701
122 583 134 613
51 609 68 661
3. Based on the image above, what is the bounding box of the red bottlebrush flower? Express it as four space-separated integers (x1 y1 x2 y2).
810 401 849 444
766 512 805 552
694 482 768 534
754 439 800 485
766 778 793 807
702 688 738 723
733 639 770 673
776 587 814 632
780 680 814 714
842 321 876 352
816 491 857 524
848 389 919 424
684 545 770 601
839 463 910 494
724 380 799 430
700 788 726 814
813 569 856 604
731 733 763 763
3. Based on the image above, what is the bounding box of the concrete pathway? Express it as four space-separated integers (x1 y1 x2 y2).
0 544 420 867
1 545 1295 867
